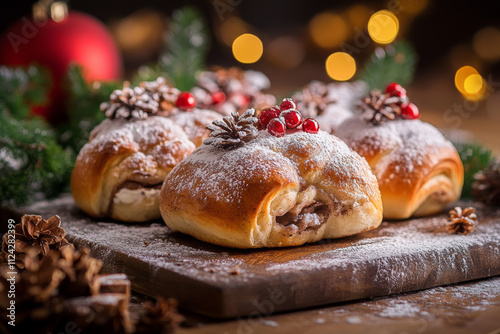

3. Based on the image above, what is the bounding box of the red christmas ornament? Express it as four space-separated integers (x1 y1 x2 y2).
176 92 196 110
0 3 122 123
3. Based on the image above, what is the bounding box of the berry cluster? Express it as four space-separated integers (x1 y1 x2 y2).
384 82 420 120
259 98 319 137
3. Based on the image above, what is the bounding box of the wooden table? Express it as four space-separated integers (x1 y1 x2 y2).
175 276 500 334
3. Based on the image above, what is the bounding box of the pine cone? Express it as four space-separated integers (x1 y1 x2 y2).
293 81 336 118
359 90 408 125
100 82 160 120
472 161 500 206
448 207 478 234
0 214 72 270
0 250 65 333
203 109 258 149
58 247 103 298
140 77 180 115
134 297 184 334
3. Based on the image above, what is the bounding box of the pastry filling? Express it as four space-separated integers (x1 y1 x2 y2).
113 181 163 205
275 186 344 233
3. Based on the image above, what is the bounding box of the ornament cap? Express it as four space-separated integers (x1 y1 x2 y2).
33 0 68 23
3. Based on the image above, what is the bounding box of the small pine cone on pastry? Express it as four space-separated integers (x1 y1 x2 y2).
159 101 383 248
336 83 464 219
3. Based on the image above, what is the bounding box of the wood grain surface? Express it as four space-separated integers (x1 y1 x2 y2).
20 196 500 319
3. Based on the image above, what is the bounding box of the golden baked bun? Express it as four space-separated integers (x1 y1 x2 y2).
71 116 196 222
160 126 383 248
336 117 464 219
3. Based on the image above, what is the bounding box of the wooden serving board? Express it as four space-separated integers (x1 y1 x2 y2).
20 196 500 319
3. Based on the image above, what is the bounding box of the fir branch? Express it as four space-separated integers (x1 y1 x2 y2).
0 109 73 206
58 65 120 153
136 6 210 90
452 141 495 199
0 65 50 119
360 41 417 91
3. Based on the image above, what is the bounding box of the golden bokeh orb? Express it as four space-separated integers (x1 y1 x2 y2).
326 52 356 81
232 33 263 64
309 12 348 48
367 10 399 44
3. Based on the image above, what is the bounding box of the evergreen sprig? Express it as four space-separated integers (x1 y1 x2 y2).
0 65 50 119
360 41 417 90
136 6 209 90
452 141 495 199
0 109 73 206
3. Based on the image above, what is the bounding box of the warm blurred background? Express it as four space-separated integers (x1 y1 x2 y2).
1 0 499 153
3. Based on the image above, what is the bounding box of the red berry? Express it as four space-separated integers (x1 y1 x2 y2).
259 107 281 128
281 109 303 129
401 103 420 119
176 92 196 110
279 98 297 111
385 82 407 97
302 118 319 133
267 118 286 137
211 91 226 104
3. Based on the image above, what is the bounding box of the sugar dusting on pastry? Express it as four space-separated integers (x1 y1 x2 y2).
336 118 456 185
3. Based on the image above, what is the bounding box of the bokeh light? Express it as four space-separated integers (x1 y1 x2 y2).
219 16 248 47
265 36 304 69
367 10 399 44
326 52 356 81
473 27 500 61
232 33 263 64
309 12 348 48
455 66 479 95
464 74 483 94
399 0 428 15
455 66 487 101
347 4 372 29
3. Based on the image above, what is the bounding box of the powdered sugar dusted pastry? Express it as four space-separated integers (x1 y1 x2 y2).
292 80 366 133
71 116 195 222
336 83 464 219
191 67 276 115
160 106 382 248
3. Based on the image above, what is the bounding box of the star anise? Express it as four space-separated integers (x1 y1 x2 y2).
293 81 336 118
472 160 500 206
448 207 478 235
203 109 258 149
100 82 160 120
140 77 180 115
134 297 184 334
359 90 408 125
0 215 72 270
